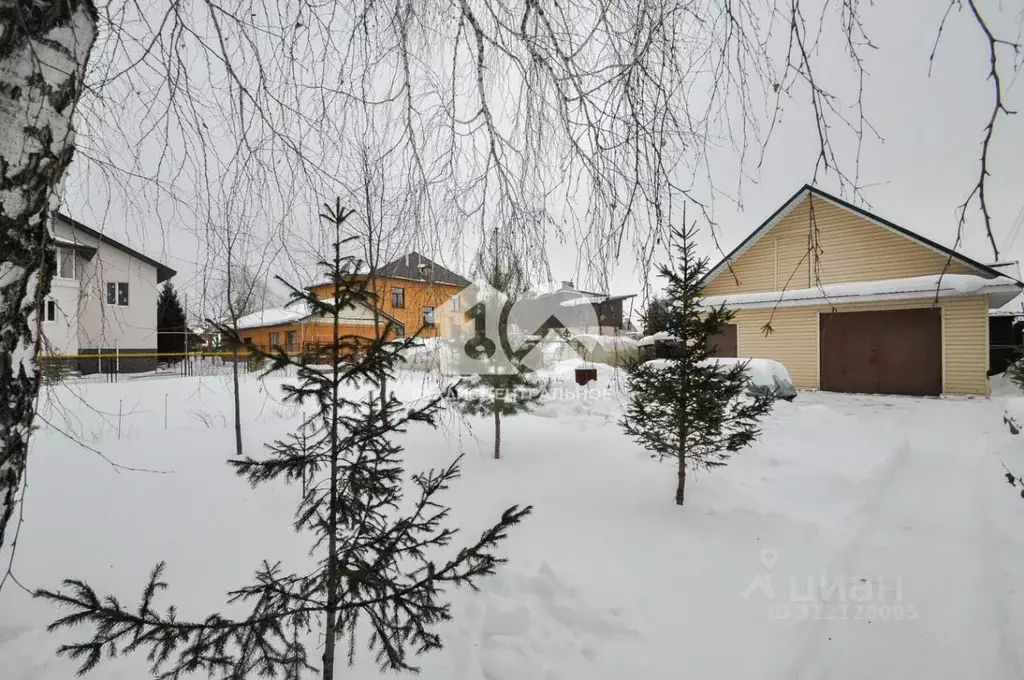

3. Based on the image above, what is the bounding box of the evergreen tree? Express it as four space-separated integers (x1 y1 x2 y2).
641 296 670 336
1007 356 1024 392
157 281 188 362
456 371 547 459
1003 360 1024 492
456 238 547 459
35 201 531 679
620 222 775 506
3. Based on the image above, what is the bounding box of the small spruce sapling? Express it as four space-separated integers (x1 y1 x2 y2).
1007 357 1024 393
641 296 670 336
1002 359 1024 493
453 240 546 459
36 200 532 679
156 281 188 361
456 370 547 459
620 221 775 506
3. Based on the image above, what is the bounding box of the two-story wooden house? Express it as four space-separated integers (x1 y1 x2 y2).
236 252 470 355
309 252 470 340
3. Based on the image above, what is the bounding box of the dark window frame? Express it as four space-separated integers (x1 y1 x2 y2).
422 305 435 328
391 286 405 309
107 282 129 306
57 247 76 280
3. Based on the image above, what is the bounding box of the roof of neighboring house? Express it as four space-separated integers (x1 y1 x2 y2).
234 302 405 332
558 292 637 308
702 185 1018 288
311 252 471 290
375 252 471 287
528 285 635 301
991 292 1024 317
56 213 177 283
235 307 308 330
602 293 638 303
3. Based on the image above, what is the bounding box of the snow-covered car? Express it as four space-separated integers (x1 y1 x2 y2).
703 357 798 401
643 356 798 401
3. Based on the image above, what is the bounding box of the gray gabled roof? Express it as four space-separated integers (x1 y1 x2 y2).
57 213 177 283
377 252 470 287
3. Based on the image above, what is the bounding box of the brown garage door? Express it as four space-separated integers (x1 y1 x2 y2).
819 308 941 396
707 323 737 357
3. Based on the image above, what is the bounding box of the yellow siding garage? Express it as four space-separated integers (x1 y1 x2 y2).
732 295 990 396
703 193 976 297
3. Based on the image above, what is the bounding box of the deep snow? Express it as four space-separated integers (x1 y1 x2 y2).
1 368 1023 679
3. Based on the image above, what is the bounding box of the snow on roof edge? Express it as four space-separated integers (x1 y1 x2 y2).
235 307 308 330
990 291 1024 317
701 274 1021 311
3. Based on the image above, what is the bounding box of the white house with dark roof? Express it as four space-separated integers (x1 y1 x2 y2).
45 214 176 373
515 280 638 336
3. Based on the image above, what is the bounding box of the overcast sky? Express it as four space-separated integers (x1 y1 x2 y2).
62 1 1023 316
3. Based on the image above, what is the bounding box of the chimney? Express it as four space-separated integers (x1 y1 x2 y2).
561 280 574 290
405 253 410 267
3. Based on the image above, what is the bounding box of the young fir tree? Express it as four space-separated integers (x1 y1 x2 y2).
157 281 188 361
641 296 669 336
1007 357 1024 393
1002 359 1024 492
456 371 547 459
454 241 546 459
35 201 531 679
620 222 775 506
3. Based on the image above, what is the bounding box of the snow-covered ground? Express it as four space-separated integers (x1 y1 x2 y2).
2 368 1024 679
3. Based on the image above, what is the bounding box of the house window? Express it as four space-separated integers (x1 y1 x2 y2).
269 332 280 348
391 287 405 309
450 295 460 312
57 247 76 279
394 325 404 338
43 299 57 323
107 282 129 306
285 331 297 352
423 306 435 328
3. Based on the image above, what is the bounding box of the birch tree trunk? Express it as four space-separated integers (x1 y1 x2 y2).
0 0 97 549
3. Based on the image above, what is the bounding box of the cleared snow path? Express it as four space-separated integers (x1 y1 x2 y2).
775 395 1024 680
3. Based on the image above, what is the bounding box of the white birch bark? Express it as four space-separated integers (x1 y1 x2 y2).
0 0 97 548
